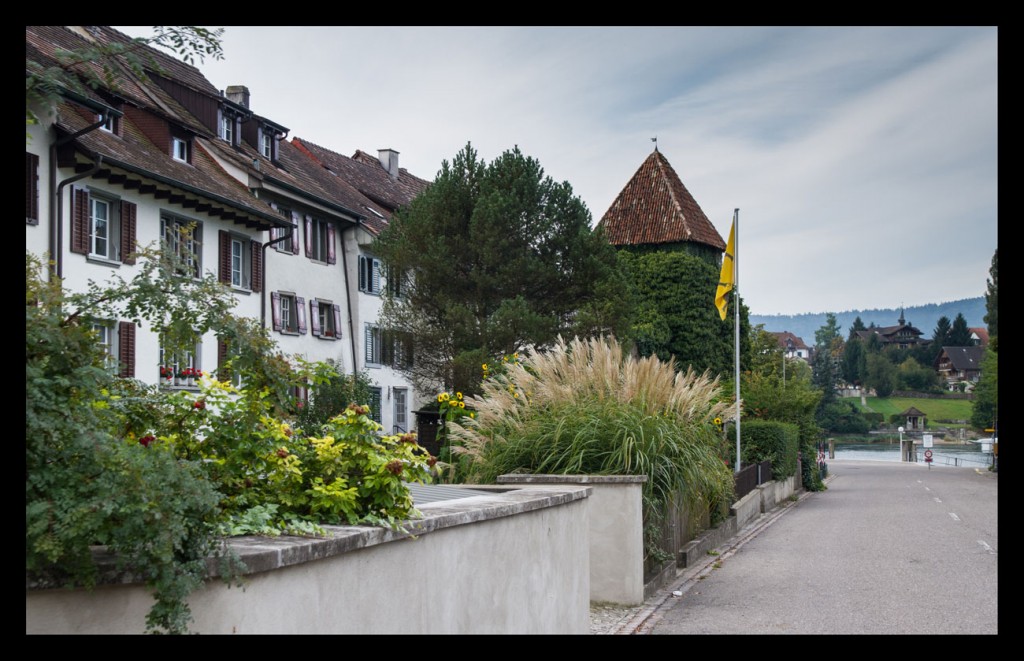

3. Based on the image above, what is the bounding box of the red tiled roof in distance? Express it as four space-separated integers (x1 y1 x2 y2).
770 331 810 351
969 327 989 346
598 149 725 251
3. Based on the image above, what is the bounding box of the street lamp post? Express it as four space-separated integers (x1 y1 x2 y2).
898 426 905 462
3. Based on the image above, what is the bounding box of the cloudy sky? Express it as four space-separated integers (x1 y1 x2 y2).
117 26 998 316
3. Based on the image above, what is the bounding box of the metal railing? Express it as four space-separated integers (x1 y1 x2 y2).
734 460 774 500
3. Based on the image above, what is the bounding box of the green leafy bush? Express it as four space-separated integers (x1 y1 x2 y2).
26 253 227 634
294 361 375 434
727 420 799 480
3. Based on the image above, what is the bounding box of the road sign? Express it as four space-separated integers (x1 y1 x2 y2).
924 449 933 464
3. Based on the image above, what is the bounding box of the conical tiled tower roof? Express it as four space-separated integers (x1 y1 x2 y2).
598 149 726 251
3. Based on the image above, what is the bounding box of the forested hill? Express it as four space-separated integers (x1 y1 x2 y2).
750 297 986 345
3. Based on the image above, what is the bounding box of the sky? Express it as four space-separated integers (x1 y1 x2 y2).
116 26 998 317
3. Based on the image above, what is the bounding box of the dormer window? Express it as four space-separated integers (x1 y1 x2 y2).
218 108 241 147
260 130 274 159
98 113 118 135
172 136 190 163
219 112 234 144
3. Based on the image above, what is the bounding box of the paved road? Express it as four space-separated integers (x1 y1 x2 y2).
646 459 998 635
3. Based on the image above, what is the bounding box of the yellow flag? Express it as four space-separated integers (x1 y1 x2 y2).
715 220 735 321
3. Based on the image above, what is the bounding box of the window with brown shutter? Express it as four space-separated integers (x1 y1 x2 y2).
219 230 232 284
118 321 135 378
71 188 90 254
26 152 39 225
120 202 137 265
220 230 259 290
251 240 262 292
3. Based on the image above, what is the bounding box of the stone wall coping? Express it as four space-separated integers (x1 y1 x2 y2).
496 474 648 485
26 485 590 591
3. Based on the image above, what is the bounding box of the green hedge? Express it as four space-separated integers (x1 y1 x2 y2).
863 412 885 427
728 420 800 481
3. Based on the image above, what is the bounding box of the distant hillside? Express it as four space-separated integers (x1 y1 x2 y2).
750 298 987 346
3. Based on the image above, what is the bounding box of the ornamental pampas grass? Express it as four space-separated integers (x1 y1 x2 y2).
447 336 736 544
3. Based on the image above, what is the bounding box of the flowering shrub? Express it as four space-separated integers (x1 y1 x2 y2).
27 248 436 634
115 378 434 534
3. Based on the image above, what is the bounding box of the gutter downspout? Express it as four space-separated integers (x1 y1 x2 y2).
341 223 358 379
50 111 114 280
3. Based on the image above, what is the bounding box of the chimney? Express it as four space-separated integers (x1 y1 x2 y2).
226 85 251 109
378 148 399 180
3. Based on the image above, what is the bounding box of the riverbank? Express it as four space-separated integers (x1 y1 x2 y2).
831 434 978 446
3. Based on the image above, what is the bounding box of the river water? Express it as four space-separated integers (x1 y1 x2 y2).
831 441 994 468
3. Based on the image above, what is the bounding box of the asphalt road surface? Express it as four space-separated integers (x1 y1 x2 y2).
647 459 998 635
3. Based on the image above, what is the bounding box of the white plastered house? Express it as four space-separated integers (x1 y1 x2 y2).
27 26 430 435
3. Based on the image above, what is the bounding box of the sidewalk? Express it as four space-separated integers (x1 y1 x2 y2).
589 478 829 635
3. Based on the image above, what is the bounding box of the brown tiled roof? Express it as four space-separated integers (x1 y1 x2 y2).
93 26 222 98
598 149 725 250
27 26 213 138
969 327 989 346
27 26 150 108
58 99 285 230
200 130 369 221
292 139 430 227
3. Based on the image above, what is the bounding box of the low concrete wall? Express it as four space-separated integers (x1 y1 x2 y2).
27 486 591 635
731 486 763 530
497 474 646 607
758 475 797 512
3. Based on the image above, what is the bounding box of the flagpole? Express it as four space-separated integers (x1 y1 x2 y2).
733 209 741 474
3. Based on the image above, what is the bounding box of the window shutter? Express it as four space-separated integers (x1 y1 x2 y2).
304 215 312 258
365 325 374 363
382 330 393 366
333 304 343 341
217 339 230 383
71 188 90 254
271 291 282 331
219 231 231 284
291 211 301 254
372 259 380 293
26 152 39 224
359 255 367 291
118 321 135 378
310 298 321 337
296 296 307 335
121 201 137 265
251 240 262 292
267 202 279 242
327 223 337 264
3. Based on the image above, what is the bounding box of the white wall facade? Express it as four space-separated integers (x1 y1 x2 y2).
346 227 421 435
28 125 267 389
